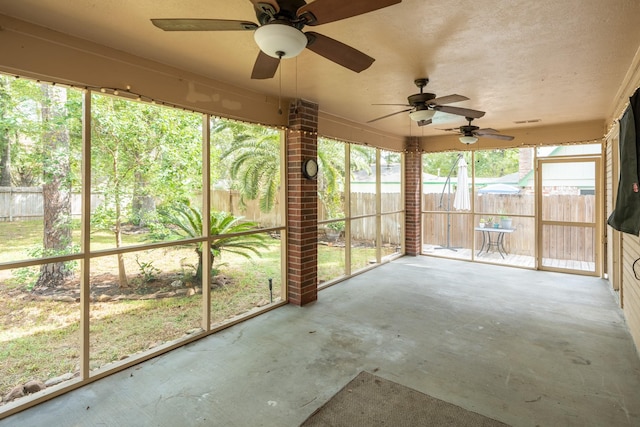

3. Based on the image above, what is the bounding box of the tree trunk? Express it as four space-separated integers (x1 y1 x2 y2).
131 169 155 226
117 253 128 288
114 181 129 288
0 77 12 186
0 133 11 186
115 225 129 287
195 248 203 282
34 83 73 292
195 246 213 287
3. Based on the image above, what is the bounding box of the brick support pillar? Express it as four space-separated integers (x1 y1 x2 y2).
287 99 318 306
405 137 422 256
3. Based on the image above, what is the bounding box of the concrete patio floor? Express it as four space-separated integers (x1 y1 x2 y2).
2 256 639 426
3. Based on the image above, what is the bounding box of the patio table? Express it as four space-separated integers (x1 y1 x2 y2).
475 226 514 259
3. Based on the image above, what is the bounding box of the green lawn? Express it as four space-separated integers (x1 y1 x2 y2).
0 220 288 400
0 219 361 401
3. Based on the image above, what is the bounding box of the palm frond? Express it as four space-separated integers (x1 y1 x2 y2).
165 203 202 238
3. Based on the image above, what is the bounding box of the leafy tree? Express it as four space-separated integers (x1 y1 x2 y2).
350 144 374 173
161 203 269 281
317 138 374 220
381 151 401 166
214 126 375 223
0 78 82 291
473 149 519 177
34 83 76 291
130 105 202 225
318 138 345 219
91 95 202 287
423 150 519 178
422 152 463 178
0 75 53 187
92 96 145 287
217 120 280 213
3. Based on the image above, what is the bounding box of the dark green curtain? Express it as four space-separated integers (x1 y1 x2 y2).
608 88 640 235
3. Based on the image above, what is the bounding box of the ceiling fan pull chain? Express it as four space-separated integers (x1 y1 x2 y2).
294 56 299 114
277 51 283 115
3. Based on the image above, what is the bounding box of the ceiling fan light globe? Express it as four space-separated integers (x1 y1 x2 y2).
254 23 307 59
408 109 436 122
459 135 479 145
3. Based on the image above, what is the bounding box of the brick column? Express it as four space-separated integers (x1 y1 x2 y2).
287 99 318 306
405 137 422 256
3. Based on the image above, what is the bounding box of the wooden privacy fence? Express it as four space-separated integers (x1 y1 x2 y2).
0 187 102 221
215 191 404 244
423 193 596 261
319 192 403 245
0 187 594 261
210 189 281 228
0 188 401 243
539 194 596 262
0 187 282 227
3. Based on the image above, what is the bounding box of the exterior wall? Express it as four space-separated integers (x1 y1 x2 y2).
605 127 621 294
286 99 319 306
606 45 640 353
317 111 404 152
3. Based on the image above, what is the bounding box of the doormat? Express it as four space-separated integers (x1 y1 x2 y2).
300 371 509 427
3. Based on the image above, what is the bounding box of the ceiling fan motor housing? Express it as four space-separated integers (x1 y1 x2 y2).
407 93 436 106
459 123 480 144
255 0 308 26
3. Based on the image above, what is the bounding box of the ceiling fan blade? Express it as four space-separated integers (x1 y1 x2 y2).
475 128 500 135
477 132 514 141
298 0 402 26
417 119 432 127
305 32 374 73
151 19 258 31
251 51 280 79
367 108 413 123
434 105 486 119
428 94 468 105
372 103 411 107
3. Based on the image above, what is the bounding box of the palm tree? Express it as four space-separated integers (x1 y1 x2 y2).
163 203 269 281
216 123 373 220
317 138 372 219
218 122 280 213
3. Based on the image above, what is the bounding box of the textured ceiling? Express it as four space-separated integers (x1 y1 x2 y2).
1 0 639 138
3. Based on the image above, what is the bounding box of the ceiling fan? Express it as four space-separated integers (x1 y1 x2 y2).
151 0 402 79
442 117 515 144
367 78 486 126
